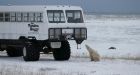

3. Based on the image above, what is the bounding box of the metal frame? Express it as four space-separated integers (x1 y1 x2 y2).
48 27 87 41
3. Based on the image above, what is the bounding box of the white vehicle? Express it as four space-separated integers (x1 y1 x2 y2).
0 5 87 61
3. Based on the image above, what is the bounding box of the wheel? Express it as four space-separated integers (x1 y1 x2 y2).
53 41 71 60
23 45 40 61
6 47 23 57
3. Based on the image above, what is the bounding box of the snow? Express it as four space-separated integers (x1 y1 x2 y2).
0 15 140 75
0 54 140 75
71 15 140 60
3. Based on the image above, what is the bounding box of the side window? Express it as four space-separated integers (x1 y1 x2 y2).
0 13 4 22
0 12 43 22
10 12 16 22
23 13 28 22
0 12 10 22
47 10 65 23
66 12 73 23
75 11 81 19
61 13 65 22
66 10 83 23
54 12 60 22
16 13 22 22
29 13 35 22
47 12 53 22
5 13 10 22
35 13 43 22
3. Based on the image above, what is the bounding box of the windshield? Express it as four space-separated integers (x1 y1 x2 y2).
66 10 83 23
47 10 65 23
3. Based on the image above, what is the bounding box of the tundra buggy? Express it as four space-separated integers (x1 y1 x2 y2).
0 5 87 61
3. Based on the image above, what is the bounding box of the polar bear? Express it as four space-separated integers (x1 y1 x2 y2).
85 45 100 62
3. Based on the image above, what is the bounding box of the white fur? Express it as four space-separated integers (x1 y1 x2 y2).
85 45 100 62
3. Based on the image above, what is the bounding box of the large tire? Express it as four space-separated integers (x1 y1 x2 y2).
6 47 23 57
23 45 40 61
53 41 71 60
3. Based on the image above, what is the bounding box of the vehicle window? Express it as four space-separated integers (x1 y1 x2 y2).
61 13 65 22
16 13 22 22
47 10 65 23
54 13 60 22
0 12 43 22
0 13 4 22
0 13 11 22
23 13 28 22
5 13 10 22
35 13 43 22
29 13 35 22
48 12 53 22
10 12 16 22
66 10 83 23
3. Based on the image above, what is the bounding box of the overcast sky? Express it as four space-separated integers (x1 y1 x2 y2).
0 0 140 14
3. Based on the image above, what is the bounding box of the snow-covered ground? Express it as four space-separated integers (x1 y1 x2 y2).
0 15 140 75
71 15 140 60
0 54 140 75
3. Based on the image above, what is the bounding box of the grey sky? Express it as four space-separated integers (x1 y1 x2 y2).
0 0 140 14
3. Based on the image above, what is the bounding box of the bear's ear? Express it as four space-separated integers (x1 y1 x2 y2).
85 44 90 50
85 45 91 51
85 44 88 48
